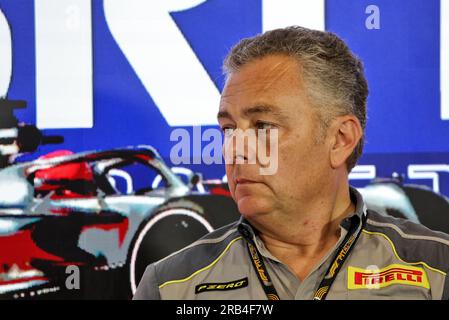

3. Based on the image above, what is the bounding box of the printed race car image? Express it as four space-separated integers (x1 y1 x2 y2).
2 145 449 300
359 179 449 234
0 145 239 299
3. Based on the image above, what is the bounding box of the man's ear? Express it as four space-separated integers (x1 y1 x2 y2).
329 115 362 169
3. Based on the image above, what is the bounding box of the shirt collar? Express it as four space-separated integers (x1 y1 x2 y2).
340 186 367 230
237 186 367 242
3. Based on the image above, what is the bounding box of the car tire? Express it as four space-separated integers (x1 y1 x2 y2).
127 207 214 297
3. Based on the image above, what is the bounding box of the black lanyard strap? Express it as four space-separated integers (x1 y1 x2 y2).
247 241 280 300
313 213 366 300
246 213 366 301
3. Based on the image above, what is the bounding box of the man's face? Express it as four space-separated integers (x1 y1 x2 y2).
218 54 334 222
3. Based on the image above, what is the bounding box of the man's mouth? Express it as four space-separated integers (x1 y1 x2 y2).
235 178 258 185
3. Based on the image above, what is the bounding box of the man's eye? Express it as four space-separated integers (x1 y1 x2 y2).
255 121 275 130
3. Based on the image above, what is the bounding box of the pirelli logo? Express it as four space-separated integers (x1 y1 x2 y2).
348 264 430 290
195 278 249 294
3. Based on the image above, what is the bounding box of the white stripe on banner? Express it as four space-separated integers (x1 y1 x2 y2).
104 0 220 127
262 0 325 32
408 164 449 193
349 165 376 180
35 0 93 129
0 128 18 139
0 8 12 98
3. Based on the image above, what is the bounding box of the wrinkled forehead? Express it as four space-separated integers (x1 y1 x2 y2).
223 55 303 92
219 55 308 115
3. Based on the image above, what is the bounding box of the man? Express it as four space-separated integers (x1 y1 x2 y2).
134 26 449 300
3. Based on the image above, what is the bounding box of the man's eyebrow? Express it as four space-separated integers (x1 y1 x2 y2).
217 110 232 120
244 104 278 116
244 104 288 121
217 104 288 121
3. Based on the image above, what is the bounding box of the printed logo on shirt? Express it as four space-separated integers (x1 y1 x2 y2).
347 264 430 290
325 233 358 279
195 277 249 294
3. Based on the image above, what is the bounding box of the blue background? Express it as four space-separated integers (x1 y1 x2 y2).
1 0 448 196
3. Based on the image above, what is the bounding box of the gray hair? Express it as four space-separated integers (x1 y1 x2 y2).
223 26 368 171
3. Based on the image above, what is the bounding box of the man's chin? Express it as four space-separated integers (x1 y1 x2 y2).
236 196 272 219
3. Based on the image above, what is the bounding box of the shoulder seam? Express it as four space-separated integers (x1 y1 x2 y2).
158 236 243 289
155 227 239 265
366 219 449 247
362 229 447 276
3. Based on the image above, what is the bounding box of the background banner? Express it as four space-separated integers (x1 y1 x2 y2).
0 0 448 299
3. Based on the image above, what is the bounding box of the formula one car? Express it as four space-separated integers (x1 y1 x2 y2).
359 178 449 234
0 146 239 299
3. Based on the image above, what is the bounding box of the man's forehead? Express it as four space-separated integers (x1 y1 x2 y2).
223 55 301 91
219 55 305 119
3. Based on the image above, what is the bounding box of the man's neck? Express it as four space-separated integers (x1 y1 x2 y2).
247 187 356 280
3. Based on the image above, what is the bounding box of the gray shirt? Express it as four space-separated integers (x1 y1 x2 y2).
134 187 449 300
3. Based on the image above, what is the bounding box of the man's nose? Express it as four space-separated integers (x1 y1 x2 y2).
223 129 257 165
